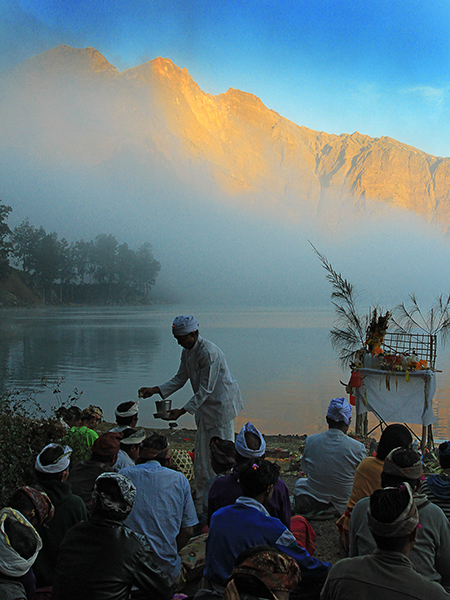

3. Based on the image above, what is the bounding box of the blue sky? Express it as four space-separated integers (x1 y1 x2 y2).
2 0 450 156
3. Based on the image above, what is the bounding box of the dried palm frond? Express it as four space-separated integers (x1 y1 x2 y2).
393 292 450 344
310 242 369 367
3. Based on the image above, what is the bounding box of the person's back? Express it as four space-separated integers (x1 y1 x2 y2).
32 444 87 588
208 423 291 528
204 458 330 590
121 434 198 581
52 472 172 600
321 551 450 600
349 447 450 592
294 398 366 515
321 485 450 600
422 440 450 522
0 508 42 600
67 432 121 507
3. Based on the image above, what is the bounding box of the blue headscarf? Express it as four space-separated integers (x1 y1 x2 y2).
326 397 352 425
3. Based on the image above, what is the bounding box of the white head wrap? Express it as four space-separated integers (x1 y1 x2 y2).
172 315 199 336
115 401 139 418
0 508 42 577
35 443 72 474
235 423 266 458
326 397 352 425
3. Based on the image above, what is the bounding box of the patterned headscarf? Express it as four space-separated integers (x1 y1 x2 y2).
383 447 423 480
82 405 103 421
91 473 136 517
210 437 235 466
35 444 72 474
0 508 42 578
326 397 352 425
172 315 199 336
15 487 55 526
223 547 300 600
235 423 266 458
368 483 419 538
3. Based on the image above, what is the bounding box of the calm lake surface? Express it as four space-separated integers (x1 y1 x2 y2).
2 305 450 439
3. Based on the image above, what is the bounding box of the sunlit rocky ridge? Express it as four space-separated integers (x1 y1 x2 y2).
2 44 450 230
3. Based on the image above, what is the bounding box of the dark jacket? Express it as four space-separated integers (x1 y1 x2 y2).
67 459 114 507
52 517 173 600
33 479 87 587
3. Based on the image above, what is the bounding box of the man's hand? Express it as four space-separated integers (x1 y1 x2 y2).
164 407 186 421
138 386 161 398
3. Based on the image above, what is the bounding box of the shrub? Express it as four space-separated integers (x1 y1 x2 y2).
0 380 82 505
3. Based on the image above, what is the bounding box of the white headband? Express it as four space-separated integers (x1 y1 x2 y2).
115 401 139 418
35 444 72 474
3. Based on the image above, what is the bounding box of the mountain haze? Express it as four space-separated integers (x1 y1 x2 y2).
2 44 450 228
2 44 450 307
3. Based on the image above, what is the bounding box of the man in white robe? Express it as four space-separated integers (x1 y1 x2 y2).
138 315 243 496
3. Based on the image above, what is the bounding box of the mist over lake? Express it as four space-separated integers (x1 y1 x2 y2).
2 305 450 440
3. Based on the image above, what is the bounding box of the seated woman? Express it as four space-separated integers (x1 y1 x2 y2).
0 507 43 600
336 423 412 551
203 458 330 597
422 440 450 521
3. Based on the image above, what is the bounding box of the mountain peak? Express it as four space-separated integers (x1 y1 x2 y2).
18 44 118 77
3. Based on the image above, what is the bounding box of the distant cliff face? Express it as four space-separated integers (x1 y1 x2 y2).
2 44 450 228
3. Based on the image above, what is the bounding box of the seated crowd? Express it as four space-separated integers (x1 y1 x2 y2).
2 396 450 600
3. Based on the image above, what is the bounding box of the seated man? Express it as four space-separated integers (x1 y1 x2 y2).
114 428 146 472
55 406 81 430
203 458 331 593
208 423 291 528
293 398 366 516
349 447 450 592
321 485 450 600
67 432 121 507
64 405 103 460
8 487 55 600
32 444 87 590
422 440 450 522
121 434 199 588
110 400 139 433
52 473 172 600
0 507 43 600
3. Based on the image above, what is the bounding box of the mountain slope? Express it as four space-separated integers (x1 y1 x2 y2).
1 45 450 228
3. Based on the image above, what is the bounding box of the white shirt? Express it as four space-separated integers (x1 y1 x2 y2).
294 428 366 514
113 449 135 472
158 336 243 429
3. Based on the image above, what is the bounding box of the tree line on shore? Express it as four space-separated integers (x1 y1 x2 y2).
0 200 160 304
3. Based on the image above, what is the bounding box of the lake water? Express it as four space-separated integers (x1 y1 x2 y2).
1 305 450 439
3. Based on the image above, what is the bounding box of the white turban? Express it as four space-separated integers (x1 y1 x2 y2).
35 444 72 474
115 401 139 418
326 397 352 425
235 423 266 458
172 315 199 336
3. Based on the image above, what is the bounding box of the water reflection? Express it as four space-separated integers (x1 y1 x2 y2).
0 306 449 439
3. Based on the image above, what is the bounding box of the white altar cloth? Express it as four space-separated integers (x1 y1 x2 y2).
355 368 436 426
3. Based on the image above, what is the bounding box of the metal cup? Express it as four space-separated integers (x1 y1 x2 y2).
155 399 172 415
